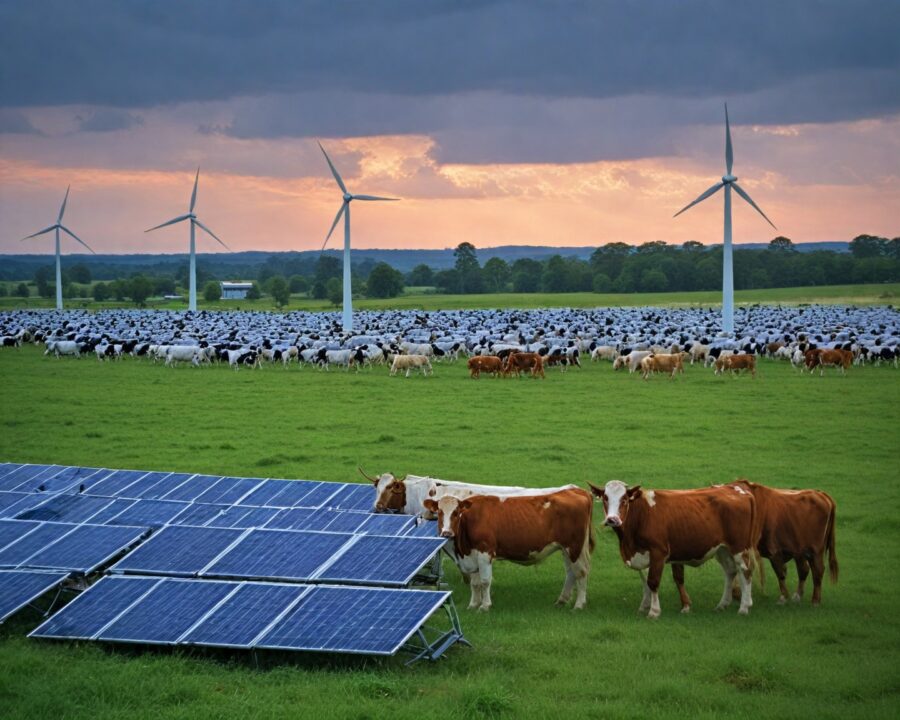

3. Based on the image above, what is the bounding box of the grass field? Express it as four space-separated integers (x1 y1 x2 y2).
1 282 898 312
1 343 898 720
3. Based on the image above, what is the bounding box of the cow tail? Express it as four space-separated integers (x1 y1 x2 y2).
826 500 839 584
588 496 596 555
754 548 765 593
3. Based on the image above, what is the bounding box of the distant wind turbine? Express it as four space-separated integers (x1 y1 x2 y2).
145 168 227 312
22 186 95 311
674 104 776 335
318 141 399 333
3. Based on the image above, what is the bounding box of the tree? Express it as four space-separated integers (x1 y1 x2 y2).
68 263 92 284
310 279 327 299
0 285 6 298
92 282 110 301
407 264 434 286
326 277 343 306
270 276 290 307
849 234 887 259
433 269 459 294
289 275 309 294
203 281 222 302
589 242 631 281
768 236 796 253
129 275 154 307
315 255 342 285
511 259 542 292
592 273 612 293
640 269 668 292
15 283 29 297
454 242 483 293
681 241 705 253
246 283 261 300
367 262 404 298
482 257 511 293
154 277 176 295
35 266 53 298
541 255 569 293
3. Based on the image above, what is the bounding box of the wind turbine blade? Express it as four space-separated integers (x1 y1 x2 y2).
352 194 400 201
322 202 347 250
58 185 70 223
673 182 724 218
145 214 191 232
60 225 96 254
193 218 229 249
22 224 57 240
317 141 347 194
725 103 733 176
189 167 200 212
732 182 777 229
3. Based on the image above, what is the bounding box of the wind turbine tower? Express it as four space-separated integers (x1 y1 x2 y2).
21 186 95 311
674 105 777 335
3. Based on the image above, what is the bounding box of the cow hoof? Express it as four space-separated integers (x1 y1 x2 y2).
714 603 728 612
738 607 750 616
777 595 788 605
647 610 660 620
680 605 691 614
792 593 802 603
477 605 491 613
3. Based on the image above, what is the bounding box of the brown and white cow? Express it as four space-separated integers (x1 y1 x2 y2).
714 353 757 378
588 480 759 618
504 351 545 378
639 353 684 380
423 488 594 611
806 348 852 375
467 355 503 378
672 480 837 608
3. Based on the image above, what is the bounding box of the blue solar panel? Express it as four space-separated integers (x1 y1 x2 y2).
0 464 24 483
81 498 137 524
317 510 368 534
22 524 146 574
356 513 415 536
204 506 280 529
158 475 222 502
166 503 227 527
29 466 106 494
292 509 350 532
329 484 374 511
105 499 189 529
205 530 350 582
0 493 49 520
87 470 150 497
406 518 439 537
0 519 41 553
111 525 245 576
262 508 314 530
98 578 235 644
14 494 117 524
130 473 194 500
0 570 70 623
0 491 30 515
317 536 445 586
236 479 289 507
0 522 73 568
181 583 308 648
116 472 173 499
30 575 160 640
1 465 62 492
193 477 266 505
259 480 323 508
257 585 450 655
292 483 342 509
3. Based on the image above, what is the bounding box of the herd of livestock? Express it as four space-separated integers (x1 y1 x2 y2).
363 470 837 618
0 304 897 378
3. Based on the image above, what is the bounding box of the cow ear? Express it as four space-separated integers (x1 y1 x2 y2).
390 481 404 494
587 482 605 499
423 499 438 512
627 485 643 499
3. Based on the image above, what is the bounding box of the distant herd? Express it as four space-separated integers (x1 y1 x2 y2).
364 470 838 617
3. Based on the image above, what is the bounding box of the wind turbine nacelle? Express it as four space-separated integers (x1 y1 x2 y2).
343 193 353 202
722 174 737 184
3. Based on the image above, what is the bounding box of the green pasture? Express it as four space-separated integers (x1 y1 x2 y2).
1 282 898 312
0 345 898 719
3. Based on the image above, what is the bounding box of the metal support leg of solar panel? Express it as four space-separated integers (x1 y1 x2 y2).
401 596 470 664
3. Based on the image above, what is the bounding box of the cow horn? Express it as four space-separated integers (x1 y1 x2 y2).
357 467 378 484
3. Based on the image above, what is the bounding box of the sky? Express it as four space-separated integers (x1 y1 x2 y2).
0 0 898 256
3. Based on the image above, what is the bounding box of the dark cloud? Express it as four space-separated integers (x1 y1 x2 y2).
1 0 898 123
0 109 43 134
76 109 144 132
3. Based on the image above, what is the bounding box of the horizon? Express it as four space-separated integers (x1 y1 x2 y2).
1 3 898 255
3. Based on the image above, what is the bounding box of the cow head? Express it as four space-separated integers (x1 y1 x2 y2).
360 469 408 513
423 496 469 538
588 480 642 528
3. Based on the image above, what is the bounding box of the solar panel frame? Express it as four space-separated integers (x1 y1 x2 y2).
110 525 248 577
0 569 70 623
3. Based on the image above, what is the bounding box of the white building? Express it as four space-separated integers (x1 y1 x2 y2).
220 281 254 300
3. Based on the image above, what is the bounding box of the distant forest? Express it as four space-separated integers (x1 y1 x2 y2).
0 235 897 304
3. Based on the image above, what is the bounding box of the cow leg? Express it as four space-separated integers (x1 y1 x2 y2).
715 547 737 611
810 552 825 606
671 564 692 613
769 554 791 604
556 558 576 607
476 552 493 612
794 557 810 602
637 570 652 614
735 550 754 614
645 555 664 619
466 572 483 610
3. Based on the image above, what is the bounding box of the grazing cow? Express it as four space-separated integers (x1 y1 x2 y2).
504 351 545 379
705 347 733 368
45 340 81 358
590 345 617 362
422 488 594 611
614 350 651 373
467 355 503 379
390 354 433 377
807 348 852 375
689 343 709 365
588 480 758 618
639 353 684 380
672 480 837 609
1 336 21 348
164 345 204 367
400 341 433 357
715 353 757 378
226 348 258 369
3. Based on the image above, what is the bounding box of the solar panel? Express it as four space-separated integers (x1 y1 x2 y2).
166 503 228 527
181 582 309 648
292 483 341 509
21 524 146 574
316 536 445 586
406 518 439 538
116 471 174 499
29 466 107 494
111 525 246 576
248 480 322 508
356 513 415 537
193 477 265 505
81 498 138 524
256 585 451 655
14 494 117 524
130 473 194 500
0 570 70 623
104 499 189 529
0 491 30 515
86 470 150 497
328 484 374 511
292 509 352 532
305 509 366 533
0 522 73 568
0 464 24 483
262 508 314 530
204 529 350 582
30 575 160 640
0 465 62 492
0 519 41 553
203 506 280 529
0 493 50 520
99 578 236 644
158 474 222 502
236 479 290 507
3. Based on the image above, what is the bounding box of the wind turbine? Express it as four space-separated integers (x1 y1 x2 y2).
318 141 398 333
145 168 227 312
22 186 95 311
674 104 776 335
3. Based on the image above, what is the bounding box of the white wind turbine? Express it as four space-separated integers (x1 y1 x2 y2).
674 104 776 335
318 141 398 333
22 186 95 311
145 168 227 311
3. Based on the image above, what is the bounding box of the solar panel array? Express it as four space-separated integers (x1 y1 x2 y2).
0 463 464 662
